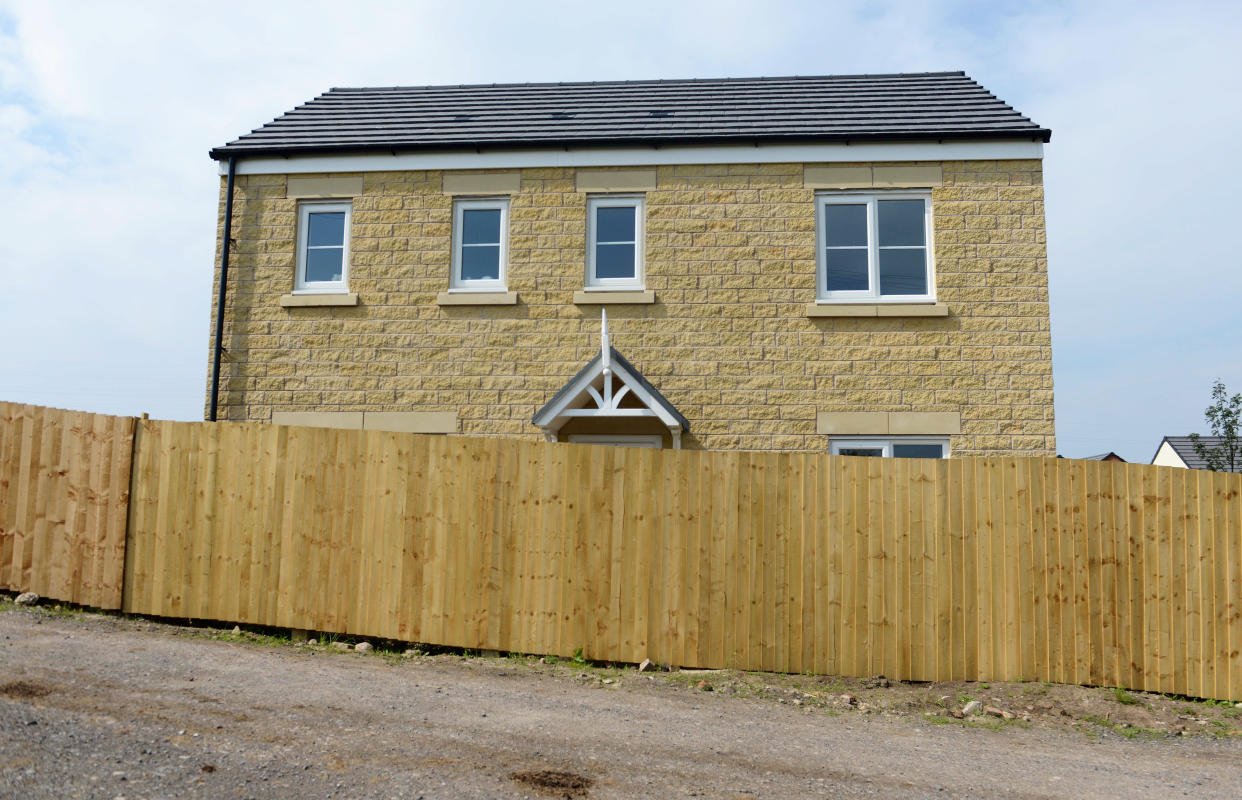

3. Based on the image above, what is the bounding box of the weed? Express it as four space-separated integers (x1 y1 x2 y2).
571 647 587 665
817 677 845 694
1111 687 1140 706
41 603 88 619
192 624 290 649
1082 715 1162 740
1168 693 1235 707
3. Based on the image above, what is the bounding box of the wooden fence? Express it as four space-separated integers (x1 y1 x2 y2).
0 403 134 609
2 402 1241 700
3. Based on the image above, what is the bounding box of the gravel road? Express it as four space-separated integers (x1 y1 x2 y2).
1 607 1239 799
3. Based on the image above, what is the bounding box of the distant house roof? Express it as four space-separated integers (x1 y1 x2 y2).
210 71 1050 160
1083 452 1126 462
1152 436 1242 471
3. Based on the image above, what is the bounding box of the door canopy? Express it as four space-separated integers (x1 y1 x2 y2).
532 310 689 448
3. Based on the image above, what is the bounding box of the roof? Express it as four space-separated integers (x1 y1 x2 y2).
210 71 1050 160
1153 436 1242 472
1083 452 1126 462
532 347 689 432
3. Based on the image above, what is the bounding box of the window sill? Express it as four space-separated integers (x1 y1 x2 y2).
437 291 518 306
280 293 359 307
805 302 948 318
573 289 655 305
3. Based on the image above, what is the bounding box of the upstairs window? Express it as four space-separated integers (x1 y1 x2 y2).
830 437 949 459
817 192 933 302
295 201 351 293
451 198 509 291
586 194 644 289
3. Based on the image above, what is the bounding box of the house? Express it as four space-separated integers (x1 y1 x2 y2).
1151 437 1241 471
1082 452 1126 463
206 71 1055 457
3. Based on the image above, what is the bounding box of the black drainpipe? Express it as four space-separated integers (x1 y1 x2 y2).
208 156 237 422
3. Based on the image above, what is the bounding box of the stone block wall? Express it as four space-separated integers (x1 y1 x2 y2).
205 159 1054 454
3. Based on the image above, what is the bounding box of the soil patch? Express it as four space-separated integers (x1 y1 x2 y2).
511 769 594 797
1 681 52 699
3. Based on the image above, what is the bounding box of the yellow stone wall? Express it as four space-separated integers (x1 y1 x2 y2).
206 159 1054 455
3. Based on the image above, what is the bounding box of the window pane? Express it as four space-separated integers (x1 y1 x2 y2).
595 205 635 243
304 247 343 283
306 212 345 248
462 208 501 245
838 447 883 457
877 200 926 247
893 444 945 459
595 243 636 279
878 248 928 295
824 249 869 292
460 245 500 281
823 203 867 247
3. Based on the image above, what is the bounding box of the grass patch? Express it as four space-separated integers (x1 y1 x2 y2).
189 623 291 649
0 595 96 619
1081 715 1162 741
1111 686 1141 706
1168 692 1238 707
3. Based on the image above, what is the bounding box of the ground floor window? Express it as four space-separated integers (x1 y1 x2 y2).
829 437 949 459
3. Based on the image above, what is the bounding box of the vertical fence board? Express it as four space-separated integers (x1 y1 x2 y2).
1170 467 1189 695
1108 461 1126 690
1227 473 1242 699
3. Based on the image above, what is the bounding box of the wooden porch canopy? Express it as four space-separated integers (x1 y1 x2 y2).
532 311 689 448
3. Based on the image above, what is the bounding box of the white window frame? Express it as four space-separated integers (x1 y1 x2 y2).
567 434 662 449
815 191 935 303
585 194 645 290
829 437 950 458
294 200 351 294
450 197 509 292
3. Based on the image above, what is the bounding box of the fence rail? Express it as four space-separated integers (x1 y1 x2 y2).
2 401 1241 700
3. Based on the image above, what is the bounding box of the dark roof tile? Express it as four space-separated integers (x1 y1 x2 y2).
211 72 1048 159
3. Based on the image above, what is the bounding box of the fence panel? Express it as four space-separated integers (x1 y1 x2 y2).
5 404 1242 700
0 402 133 608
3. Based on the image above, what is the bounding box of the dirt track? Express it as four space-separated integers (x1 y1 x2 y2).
1 606 1240 799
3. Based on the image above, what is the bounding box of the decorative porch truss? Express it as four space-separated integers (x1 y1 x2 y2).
532 311 689 448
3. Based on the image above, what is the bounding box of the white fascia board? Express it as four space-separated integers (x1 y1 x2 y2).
533 359 682 432
224 139 1044 176
610 361 682 430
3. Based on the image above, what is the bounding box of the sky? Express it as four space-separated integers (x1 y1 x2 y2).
0 0 1238 462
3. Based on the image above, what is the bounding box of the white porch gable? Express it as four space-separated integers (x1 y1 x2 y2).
532 311 688 448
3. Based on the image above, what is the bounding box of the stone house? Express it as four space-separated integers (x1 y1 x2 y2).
206 71 1054 457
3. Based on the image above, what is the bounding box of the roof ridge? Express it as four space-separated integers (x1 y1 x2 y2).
325 71 971 93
